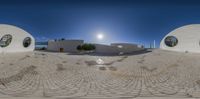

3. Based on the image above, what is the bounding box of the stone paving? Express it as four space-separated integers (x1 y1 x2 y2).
0 49 199 99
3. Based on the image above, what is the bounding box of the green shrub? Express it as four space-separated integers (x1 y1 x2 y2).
77 45 82 51
77 44 95 51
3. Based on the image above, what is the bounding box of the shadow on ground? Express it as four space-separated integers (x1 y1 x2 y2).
66 49 152 56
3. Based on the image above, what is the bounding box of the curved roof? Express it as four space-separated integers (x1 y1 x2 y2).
160 24 200 53
0 24 35 53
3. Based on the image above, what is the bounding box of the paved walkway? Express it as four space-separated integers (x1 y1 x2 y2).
0 50 199 98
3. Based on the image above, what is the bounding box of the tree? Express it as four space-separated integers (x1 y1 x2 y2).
76 44 95 51
77 45 82 51
61 38 65 41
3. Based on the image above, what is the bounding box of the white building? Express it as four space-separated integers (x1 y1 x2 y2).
47 39 144 54
94 44 120 54
160 24 200 53
47 40 84 52
95 43 144 54
0 24 35 53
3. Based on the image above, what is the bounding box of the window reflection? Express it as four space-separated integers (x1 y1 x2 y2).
164 36 178 47
23 37 31 48
0 34 12 47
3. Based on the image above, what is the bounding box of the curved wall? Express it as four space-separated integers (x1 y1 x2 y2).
0 24 35 53
160 24 200 53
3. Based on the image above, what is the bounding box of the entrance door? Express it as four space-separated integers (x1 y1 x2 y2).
60 48 64 52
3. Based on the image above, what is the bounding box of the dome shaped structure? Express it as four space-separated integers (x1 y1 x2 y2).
0 24 35 53
160 24 200 53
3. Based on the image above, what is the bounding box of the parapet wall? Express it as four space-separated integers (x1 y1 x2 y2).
95 43 144 54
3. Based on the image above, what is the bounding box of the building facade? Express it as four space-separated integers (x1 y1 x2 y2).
47 40 84 52
160 24 200 53
0 24 35 53
47 39 144 54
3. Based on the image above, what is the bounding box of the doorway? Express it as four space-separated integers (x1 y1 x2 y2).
60 48 64 52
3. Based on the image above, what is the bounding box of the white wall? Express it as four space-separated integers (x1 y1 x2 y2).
94 44 120 54
47 40 84 52
0 24 35 53
111 43 143 53
160 24 200 53
95 43 144 54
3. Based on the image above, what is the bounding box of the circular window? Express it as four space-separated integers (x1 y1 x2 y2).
164 36 178 47
0 34 12 47
23 37 31 48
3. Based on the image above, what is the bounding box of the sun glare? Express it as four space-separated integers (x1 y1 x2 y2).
97 33 104 40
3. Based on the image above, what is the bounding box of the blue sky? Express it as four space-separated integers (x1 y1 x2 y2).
1 0 200 47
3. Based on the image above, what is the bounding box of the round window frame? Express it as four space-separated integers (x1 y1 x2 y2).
0 34 12 48
164 36 178 47
23 37 32 48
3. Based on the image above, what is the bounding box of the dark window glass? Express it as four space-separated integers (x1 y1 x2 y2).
164 36 178 47
23 37 31 48
0 34 12 47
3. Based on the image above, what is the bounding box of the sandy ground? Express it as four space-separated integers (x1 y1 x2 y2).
0 49 200 99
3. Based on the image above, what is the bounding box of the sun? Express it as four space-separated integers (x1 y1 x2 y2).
97 33 104 40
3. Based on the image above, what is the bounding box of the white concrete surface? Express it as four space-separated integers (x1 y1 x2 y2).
94 44 120 54
0 24 35 53
111 43 144 52
95 43 144 54
160 24 200 53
